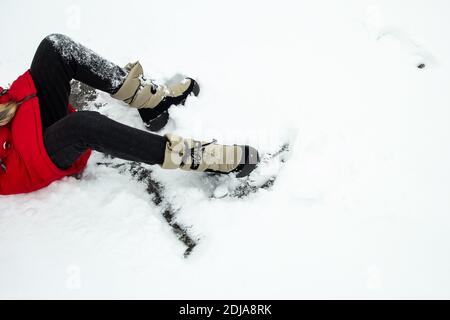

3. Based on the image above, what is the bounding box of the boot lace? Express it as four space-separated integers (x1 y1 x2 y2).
139 75 159 94
181 139 217 170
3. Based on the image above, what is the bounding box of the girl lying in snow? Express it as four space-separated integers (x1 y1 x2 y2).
0 34 259 195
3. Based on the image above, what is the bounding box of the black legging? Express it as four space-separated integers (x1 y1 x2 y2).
29 34 166 170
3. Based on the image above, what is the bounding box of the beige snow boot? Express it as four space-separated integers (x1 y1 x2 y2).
161 134 259 177
112 61 200 131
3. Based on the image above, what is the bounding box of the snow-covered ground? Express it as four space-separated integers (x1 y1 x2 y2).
1 0 450 299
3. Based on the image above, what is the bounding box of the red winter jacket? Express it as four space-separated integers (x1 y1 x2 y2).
0 70 92 195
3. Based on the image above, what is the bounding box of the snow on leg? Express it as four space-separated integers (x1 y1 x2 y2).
46 33 127 93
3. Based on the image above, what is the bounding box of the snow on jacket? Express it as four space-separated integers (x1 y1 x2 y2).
0 70 92 195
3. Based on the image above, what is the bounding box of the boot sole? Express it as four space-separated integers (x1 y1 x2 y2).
139 78 201 132
180 78 200 105
205 146 259 178
235 145 260 178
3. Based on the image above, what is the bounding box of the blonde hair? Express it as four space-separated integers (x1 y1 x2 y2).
0 101 18 126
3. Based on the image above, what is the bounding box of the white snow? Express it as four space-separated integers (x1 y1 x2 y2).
1 0 450 299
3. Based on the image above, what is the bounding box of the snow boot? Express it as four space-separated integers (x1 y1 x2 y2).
161 134 260 178
111 61 200 131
